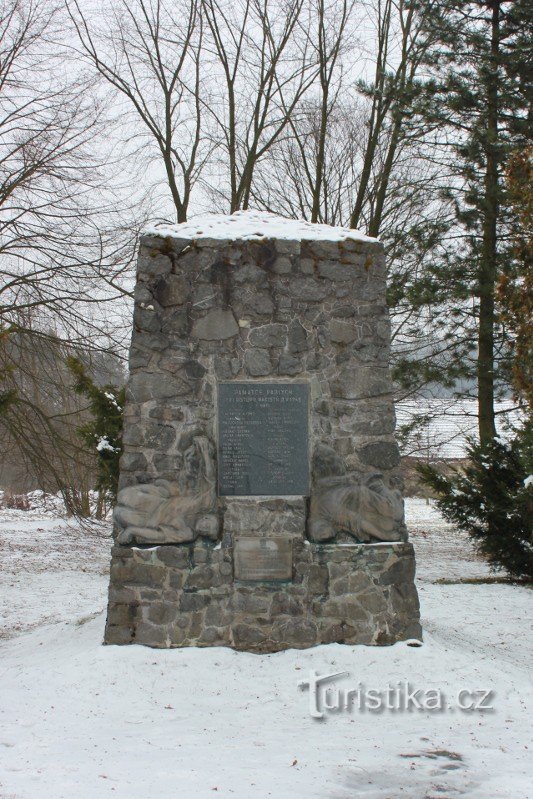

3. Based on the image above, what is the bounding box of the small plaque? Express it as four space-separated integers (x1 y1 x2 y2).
218 382 309 496
234 537 293 581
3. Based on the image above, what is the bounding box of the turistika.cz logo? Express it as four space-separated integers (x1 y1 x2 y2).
298 671 495 719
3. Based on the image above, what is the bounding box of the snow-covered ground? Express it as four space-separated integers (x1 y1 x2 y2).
0 500 531 799
0 512 109 640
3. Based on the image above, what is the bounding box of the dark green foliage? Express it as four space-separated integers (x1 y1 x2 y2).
0 387 17 416
418 423 533 581
403 0 533 442
67 357 125 502
0 328 17 416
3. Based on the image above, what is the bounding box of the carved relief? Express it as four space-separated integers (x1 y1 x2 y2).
114 433 218 544
308 445 405 543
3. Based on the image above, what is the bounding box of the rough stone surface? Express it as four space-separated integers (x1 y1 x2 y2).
192 309 239 340
105 541 421 651
105 216 421 651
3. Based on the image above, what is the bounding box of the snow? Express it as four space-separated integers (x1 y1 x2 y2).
0 514 109 640
1 500 532 799
0 489 112 517
96 436 118 453
405 497 492 583
524 475 533 489
143 209 378 243
103 392 122 410
0 489 65 515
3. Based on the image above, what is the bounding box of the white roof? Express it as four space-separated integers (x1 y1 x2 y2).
143 210 377 244
396 398 522 459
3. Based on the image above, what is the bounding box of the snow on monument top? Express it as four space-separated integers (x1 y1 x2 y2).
143 210 378 244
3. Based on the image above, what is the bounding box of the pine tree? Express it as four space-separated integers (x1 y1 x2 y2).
418 428 533 580
407 0 532 444
414 3 533 578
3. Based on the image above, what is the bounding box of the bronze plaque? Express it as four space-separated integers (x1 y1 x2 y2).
233 536 293 581
218 382 309 496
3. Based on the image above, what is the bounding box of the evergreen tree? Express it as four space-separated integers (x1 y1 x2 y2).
414 3 532 579
0 327 17 416
67 357 125 502
498 145 533 408
418 426 533 580
406 0 532 444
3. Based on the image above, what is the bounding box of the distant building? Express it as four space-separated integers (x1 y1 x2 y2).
396 399 522 496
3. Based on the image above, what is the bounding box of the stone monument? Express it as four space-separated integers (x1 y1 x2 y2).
105 211 421 651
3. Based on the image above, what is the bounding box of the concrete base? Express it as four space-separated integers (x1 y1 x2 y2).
104 538 421 652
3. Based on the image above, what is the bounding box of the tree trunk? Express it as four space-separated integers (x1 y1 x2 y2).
477 0 500 446
368 113 402 238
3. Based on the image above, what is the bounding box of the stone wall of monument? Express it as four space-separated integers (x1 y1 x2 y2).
105 213 421 651
106 540 420 650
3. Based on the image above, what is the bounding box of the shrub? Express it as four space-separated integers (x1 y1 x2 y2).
3 491 30 510
418 423 533 581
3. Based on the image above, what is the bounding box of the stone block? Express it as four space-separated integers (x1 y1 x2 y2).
244 348 272 376
153 275 188 307
134 621 169 647
232 624 267 648
358 440 401 469
272 618 317 647
329 366 392 400
249 323 287 348
270 593 304 617
288 277 328 301
147 602 178 625
307 564 329 594
330 319 357 344
278 354 302 375
104 624 135 645
185 566 216 590
287 320 309 353
192 309 239 340
179 592 211 611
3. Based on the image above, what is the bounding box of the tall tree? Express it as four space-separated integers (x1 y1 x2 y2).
350 0 438 238
250 0 455 417
68 0 205 224
413 0 532 445
201 0 318 212
498 146 533 409
0 0 136 348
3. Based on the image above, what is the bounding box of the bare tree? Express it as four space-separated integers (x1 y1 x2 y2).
277 0 355 223
347 0 440 237
67 0 206 224
0 0 138 351
251 97 366 224
248 0 462 429
1 320 95 514
201 0 321 212
0 1 137 507
250 0 439 230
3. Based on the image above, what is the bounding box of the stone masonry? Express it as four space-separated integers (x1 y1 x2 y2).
105 211 421 652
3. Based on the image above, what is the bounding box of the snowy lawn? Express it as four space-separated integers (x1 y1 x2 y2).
0 511 109 640
0 500 531 799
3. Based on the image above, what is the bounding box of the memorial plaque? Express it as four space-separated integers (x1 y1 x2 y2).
218 382 309 496
233 536 293 581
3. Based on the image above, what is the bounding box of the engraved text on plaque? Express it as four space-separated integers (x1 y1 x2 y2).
218 382 309 496
233 537 293 581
